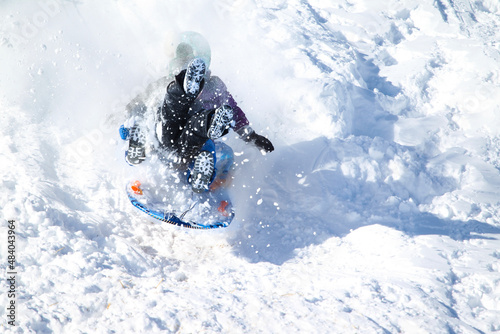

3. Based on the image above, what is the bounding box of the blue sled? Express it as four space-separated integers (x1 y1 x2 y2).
126 142 235 229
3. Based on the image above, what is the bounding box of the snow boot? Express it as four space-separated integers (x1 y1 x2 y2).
207 105 233 140
190 150 215 193
183 58 206 96
126 125 146 165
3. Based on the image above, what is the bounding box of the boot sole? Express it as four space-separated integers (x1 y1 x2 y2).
191 151 215 193
184 58 206 95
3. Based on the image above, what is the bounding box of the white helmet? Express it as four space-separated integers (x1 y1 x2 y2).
169 31 211 76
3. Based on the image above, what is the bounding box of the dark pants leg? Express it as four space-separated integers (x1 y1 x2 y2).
175 108 217 161
157 71 197 149
158 70 213 165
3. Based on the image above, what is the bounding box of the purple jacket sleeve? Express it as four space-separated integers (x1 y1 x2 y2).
225 91 249 131
197 75 249 132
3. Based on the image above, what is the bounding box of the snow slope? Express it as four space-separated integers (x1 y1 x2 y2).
1 0 500 332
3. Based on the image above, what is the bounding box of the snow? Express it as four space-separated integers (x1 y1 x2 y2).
1 0 500 332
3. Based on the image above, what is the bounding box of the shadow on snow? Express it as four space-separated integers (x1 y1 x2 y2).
228 137 500 265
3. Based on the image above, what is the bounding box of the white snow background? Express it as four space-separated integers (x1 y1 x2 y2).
1 0 500 333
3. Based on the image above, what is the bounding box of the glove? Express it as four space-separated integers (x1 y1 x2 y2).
119 116 139 140
119 125 130 140
244 132 274 153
